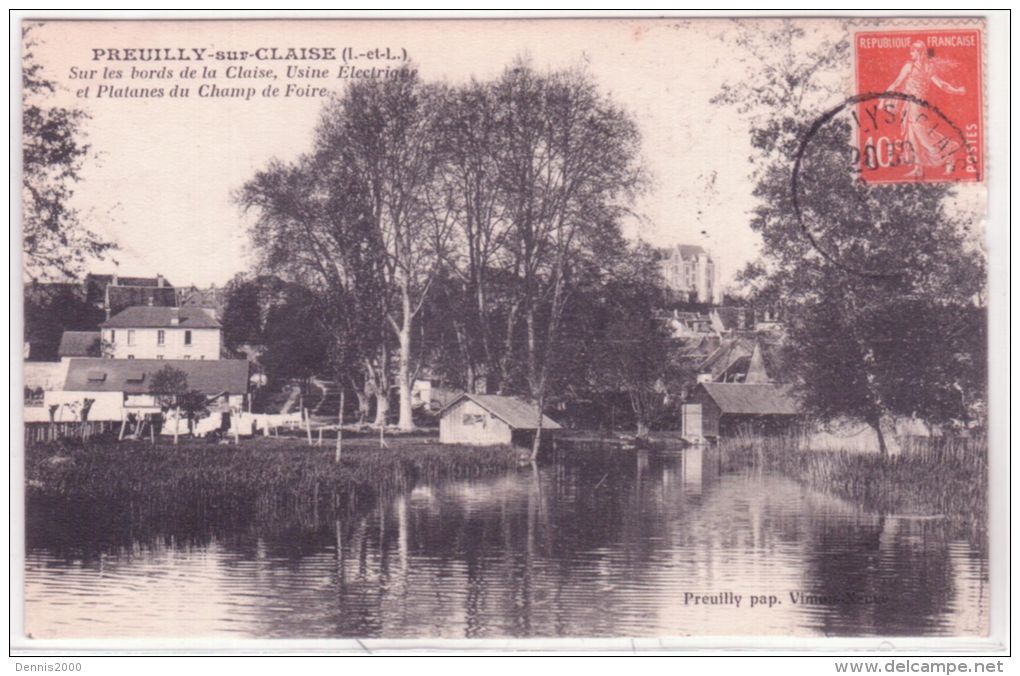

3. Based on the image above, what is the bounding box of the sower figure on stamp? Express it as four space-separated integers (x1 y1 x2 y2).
887 41 967 178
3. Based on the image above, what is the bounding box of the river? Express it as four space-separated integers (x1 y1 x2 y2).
24 447 988 639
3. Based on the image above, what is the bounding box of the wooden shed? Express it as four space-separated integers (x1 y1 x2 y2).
439 394 562 447
682 383 799 441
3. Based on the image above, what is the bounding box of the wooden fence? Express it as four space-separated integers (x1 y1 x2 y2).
24 421 118 444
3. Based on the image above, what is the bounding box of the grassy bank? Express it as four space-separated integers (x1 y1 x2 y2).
25 437 518 550
718 434 987 532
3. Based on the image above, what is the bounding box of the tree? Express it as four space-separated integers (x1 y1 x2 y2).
220 274 265 353
23 281 104 360
239 147 390 428
22 26 114 280
718 20 986 453
315 74 455 431
239 62 645 444
150 365 188 409
149 365 208 442
588 244 677 437
435 80 513 392
491 63 645 456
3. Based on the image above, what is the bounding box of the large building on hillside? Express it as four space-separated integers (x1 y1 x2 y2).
659 244 721 304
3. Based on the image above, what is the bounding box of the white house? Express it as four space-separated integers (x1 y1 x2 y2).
100 306 222 360
47 357 249 422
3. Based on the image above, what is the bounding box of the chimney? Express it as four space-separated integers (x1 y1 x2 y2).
111 273 119 286
157 274 165 288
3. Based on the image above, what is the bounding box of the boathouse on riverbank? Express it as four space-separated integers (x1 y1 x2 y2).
439 394 562 447
682 383 800 441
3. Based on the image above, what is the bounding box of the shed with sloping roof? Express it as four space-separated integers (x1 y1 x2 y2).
439 393 562 447
682 383 800 440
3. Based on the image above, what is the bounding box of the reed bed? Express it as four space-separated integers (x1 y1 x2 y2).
25 437 518 552
719 433 987 533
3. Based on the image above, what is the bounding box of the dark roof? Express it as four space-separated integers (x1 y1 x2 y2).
58 331 101 358
697 383 799 416
676 244 707 259
85 273 173 306
106 285 178 316
699 336 754 377
101 306 221 329
441 393 562 430
64 358 249 395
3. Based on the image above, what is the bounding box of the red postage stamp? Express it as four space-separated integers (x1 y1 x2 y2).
854 28 983 184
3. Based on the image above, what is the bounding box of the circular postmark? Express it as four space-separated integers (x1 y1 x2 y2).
791 91 973 279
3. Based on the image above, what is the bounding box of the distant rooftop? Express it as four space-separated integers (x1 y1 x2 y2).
86 273 172 288
676 244 708 259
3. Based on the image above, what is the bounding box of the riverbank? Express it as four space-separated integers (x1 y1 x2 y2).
25 437 519 547
718 434 987 533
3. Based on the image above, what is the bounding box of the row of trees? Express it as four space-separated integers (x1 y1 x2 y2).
236 62 650 446
23 25 986 453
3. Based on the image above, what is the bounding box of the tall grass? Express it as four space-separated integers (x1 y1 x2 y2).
718 433 988 535
25 437 518 552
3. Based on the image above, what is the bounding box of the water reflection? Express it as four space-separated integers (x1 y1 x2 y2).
25 447 987 638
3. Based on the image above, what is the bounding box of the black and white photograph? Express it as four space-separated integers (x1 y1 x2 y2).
12 12 1007 654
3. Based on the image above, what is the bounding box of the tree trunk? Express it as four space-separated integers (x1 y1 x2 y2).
636 420 650 439
872 418 888 456
878 413 901 456
497 302 520 395
373 345 389 428
530 389 545 462
335 389 345 463
396 300 414 431
868 412 901 456
475 277 493 392
355 389 369 426
529 269 567 461
526 306 538 398
631 391 650 439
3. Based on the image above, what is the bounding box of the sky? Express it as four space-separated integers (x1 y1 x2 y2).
22 17 984 291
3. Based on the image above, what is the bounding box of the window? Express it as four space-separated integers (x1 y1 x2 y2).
109 329 116 343
184 330 192 346
184 355 191 360
157 330 165 346
462 413 485 427
127 330 136 346
127 355 135 360
157 355 164 360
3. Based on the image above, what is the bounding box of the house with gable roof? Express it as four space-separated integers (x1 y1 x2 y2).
100 306 222 361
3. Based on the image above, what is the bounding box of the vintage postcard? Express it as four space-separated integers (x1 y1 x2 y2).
14 14 1003 651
